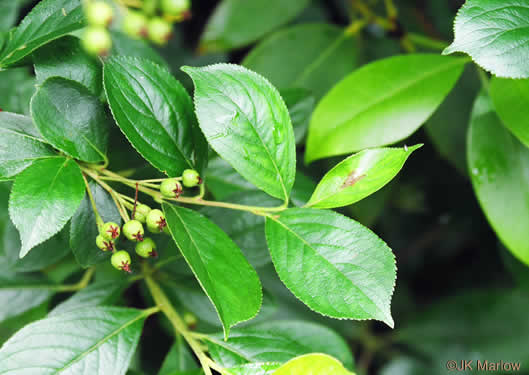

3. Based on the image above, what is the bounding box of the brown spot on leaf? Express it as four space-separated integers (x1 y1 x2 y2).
341 172 366 189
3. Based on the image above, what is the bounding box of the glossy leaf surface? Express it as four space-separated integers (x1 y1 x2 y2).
183 64 296 201
305 54 466 162
265 208 396 327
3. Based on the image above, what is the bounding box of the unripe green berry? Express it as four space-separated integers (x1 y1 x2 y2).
85 1 114 27
160 178 183 198
111 250 132 272
123 220 145 242
182 169 201 187
96 234 114 252
161 0 190 16
135 237 157 258
134 204 151 223
147 17 173 45
101 221 120 241
146 209 167 233
82 27 112 56
183 311 197 327
122 11 148 39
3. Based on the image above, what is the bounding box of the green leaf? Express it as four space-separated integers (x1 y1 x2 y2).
290 172 316 208
200 0 310 52
265 208 396 327
443 0 529 78
305 54 466 163
183 64 296 202
207 320 353 369
33 36 102 95
158 336 200 375
0 111 57 179
206 157 256 200
490 77 529 148
31 77 109 162
468 93 529 265
163 204 262 338
306 145 421 209
243 24 359 99
0 0 84 68
104 56 200 176
202 191 281 268
425 65 480 175
9 157 85 257
0 1 20 32
225 363 281 375
3 220 72 272
0 273 53 324
110 31 168 69
70 182 122 267
162 278 277 328
0 68 35 116
281 88 315 144
0 306 155 374
49 280 125 316
273 354 353 375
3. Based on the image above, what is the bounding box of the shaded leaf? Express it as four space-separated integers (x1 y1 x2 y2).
468 93 529 265
200 0 310 52
243 24 359 99
31 77 108 162
33 35 102 95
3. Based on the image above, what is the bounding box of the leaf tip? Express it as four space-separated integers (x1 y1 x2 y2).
442 43 457 56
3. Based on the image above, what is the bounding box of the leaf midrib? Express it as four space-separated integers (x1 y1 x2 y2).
54 310 148 373
268 215 384 319
324 59 466 137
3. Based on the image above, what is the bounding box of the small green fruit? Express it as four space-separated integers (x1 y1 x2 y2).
182 169 201 187
85 1 114 27
146 209 167 233
160 178 183 198
122 11 148 39
183 311 197 327
111 250 132 272
135 204 151 223
82 27 112 56
96 234 114 252
101 221 120 241
123 220 145 242
147 17 173 45
161 0 190 16
135 237 157 258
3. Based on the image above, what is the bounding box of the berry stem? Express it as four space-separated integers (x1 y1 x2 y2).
97 168 288 216
82 173 104 228
143 262 220 375
84 169 130 222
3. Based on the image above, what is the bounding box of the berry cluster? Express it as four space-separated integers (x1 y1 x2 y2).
96 169 201 272
82 0 191 56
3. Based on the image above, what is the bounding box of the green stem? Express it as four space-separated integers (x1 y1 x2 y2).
2 267 96 292
82 173 104 228
143 262 220 375
407 32 448 51
97 168 286 216
84 169 131 222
